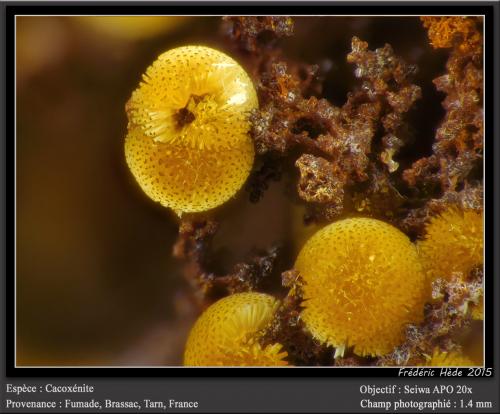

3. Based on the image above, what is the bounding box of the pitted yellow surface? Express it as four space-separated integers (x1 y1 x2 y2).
418 207 483 281
184 292 288 366
125 46 257 214
125 126 254 214
295 217 426 357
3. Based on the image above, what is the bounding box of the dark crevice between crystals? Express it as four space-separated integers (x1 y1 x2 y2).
174 107 195 129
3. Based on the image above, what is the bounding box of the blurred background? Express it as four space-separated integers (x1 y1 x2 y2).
17 16 474 366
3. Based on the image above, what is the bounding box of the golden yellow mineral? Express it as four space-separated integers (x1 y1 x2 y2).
421 348 475 367
295 217 427 357
418 207 483 281
184 292 288 366
125 45 257 214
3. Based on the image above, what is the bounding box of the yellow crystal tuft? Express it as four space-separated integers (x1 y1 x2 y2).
184 292 288 366
421 348 475 367
418 207 483 281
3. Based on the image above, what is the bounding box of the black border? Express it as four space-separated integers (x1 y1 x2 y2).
4 2 497 378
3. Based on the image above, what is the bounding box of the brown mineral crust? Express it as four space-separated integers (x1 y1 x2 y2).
403 17 483 195
245 155 282 203
334 356 367 367
172 219 219 305
206 246 280 295
260 270 335 365
347 36 422 174
421 17 482 53
296 154 344 206
377 268 483 366
173 218 281 304
335 353 377 367
398 183 483 238
222 16 294 53
249 34 421 221
349 165 408 229
173 219 219 263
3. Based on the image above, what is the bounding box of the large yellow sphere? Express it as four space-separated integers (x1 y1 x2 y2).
125 46 257 214
295 217 427 357
418 207 483 281
184 292 288 366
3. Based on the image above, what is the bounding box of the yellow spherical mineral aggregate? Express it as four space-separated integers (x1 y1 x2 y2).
295 217 426 357
418 207 483 281
127 45 258 146
125 126 254 213
125 45 257 213
184 292 288 366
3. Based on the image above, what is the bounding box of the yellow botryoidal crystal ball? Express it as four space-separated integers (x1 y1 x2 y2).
418 207 483 281
125 46 257 214
421 349 475 367
125 126 254 214
295 217 427 357
184 292 288 366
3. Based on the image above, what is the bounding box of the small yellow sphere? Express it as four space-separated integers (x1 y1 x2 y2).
418 207 483 281
295 217 426 357
184 292 288 366
125 46 257 214
421 348 475 367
